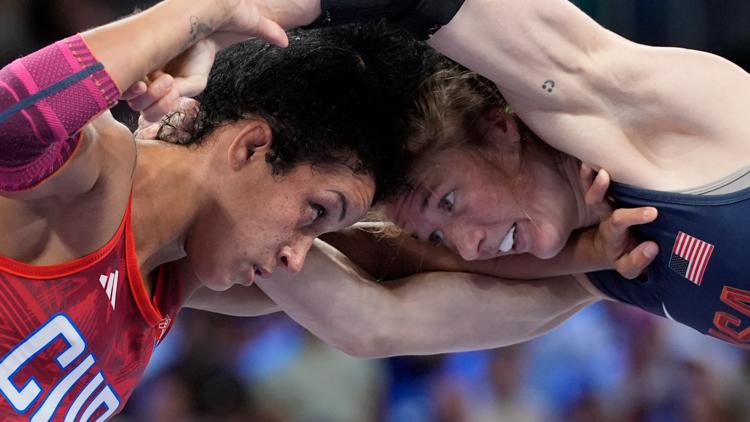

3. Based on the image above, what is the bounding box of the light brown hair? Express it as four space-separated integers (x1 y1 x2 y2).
406 63 510 158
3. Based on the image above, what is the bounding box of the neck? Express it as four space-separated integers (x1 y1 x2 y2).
131 141 208 275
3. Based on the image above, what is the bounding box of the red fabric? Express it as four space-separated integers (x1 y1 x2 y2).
0 196 183 420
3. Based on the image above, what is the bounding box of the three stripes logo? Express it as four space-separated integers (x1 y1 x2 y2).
99 270 119 310
669 231 714 286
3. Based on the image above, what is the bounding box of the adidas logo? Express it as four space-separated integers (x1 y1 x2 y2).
99 270 119 310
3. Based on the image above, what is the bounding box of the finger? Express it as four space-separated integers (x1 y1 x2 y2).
579 163 595 186
127 73 175 112
614 240 659 279
122 81 148 100
133 121 160 140
140 88 180 123
254 15 289 48
605 207 658 236
147 69 167 82
584 169 610 207
173 74 208 98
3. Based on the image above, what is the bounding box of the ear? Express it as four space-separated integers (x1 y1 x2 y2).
482 106 518 148
227 120 273 170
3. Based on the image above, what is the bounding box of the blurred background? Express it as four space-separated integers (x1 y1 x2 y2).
3 1 750 421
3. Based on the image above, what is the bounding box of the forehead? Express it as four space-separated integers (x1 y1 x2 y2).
292 164 375 216
409 147 483 190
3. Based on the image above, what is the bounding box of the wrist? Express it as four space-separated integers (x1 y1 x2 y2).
260 1 322 29
574 227 611 271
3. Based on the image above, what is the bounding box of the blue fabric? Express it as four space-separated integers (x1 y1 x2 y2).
587 181 750 346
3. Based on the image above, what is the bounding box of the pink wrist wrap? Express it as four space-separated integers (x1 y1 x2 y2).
0 34 120 192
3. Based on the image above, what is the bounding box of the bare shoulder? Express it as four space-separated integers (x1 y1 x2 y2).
0 112 136 265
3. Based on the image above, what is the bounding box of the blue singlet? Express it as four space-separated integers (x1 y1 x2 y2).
587 181 750 348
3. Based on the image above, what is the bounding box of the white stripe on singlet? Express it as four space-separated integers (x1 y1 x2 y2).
677 164 750 195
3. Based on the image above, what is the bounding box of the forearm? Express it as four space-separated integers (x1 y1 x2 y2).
256 240 598 357
0 35 118 192
185 285 281 317
0 0 232 193
479 227 609 280
82 0 231 92
322 224 608 281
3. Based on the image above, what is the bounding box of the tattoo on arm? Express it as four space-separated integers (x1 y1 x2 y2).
184 16 213 50
542 80 555 93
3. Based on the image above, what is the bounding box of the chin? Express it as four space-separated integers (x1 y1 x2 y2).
205 279 234 292
533 232 567 259
195 266 233 292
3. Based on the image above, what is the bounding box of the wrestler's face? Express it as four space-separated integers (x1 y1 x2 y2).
186 122 375 290
390 116 581 260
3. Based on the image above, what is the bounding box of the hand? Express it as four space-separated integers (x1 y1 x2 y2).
580 163 614 222
133 96 200 144
216 0 291 46
246 0 322 30
581 165 659 278
123 37 215 122
594 206 659 279
123 0 297 122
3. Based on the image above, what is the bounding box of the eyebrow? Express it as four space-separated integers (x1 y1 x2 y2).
421 189 430 213
327 190 348 223
420 181 439 213
408 187 433 241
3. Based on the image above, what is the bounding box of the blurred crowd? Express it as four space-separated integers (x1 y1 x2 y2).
3 1 750 421
113 304 750 422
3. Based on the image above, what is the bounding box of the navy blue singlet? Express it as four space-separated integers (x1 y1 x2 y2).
587 181 750 348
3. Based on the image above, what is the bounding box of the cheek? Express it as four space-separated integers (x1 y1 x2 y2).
526 212 574 259
535 226 568 259
465 186 514 221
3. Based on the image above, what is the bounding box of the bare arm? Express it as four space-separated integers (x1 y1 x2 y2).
190 205 652 355
429 0 750 187
0 0 286 199
256 240 599 357
0 0 287 262
323 198 657 282
323 223 609 281
185 284 281 317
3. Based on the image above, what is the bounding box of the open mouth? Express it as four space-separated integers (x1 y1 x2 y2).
498 223 517 253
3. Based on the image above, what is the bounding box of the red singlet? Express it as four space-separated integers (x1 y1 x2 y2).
0 197 183 421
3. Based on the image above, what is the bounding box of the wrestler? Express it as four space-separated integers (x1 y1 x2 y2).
0 2 417 419
237 0 750 352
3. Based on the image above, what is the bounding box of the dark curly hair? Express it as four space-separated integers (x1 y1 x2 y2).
181 23 439 204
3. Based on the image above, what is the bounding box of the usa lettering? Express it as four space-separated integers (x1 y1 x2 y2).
0 314 120 421
709 286 750 349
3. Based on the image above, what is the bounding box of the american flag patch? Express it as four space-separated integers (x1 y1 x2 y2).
669 231 714 286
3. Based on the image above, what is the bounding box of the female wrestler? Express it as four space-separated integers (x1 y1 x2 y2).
243 0 750 353
0 2 416 419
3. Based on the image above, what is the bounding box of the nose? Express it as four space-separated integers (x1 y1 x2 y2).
277 236 315 274
446 224 484 261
